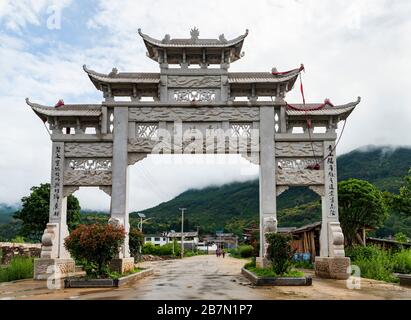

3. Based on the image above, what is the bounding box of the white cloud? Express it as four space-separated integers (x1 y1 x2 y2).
0 0 410 211
0 0 72 32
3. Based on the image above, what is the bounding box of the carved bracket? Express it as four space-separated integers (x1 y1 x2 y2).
63 186 79 198
276 186 289 196
309 185 325 197
99 186 112 196
128 153 148 165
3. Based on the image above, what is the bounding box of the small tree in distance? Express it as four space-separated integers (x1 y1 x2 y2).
64 224 125 277
14 183 81 241
338 179 388 246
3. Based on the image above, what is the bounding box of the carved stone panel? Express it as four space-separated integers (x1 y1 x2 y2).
276 168 324 186
66 159 112 171
174 89 216 102
128 138 157 153
277 158 319 170
64 143 113 158
168 76 221 87
129 107 260 122
64 171 112 186
275 142 323 158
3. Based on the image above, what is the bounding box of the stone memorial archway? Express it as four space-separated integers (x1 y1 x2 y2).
27 28 360 280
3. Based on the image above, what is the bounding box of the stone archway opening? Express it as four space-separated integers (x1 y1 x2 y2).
277 186 322 262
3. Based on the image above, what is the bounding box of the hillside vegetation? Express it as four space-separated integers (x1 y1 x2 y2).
133 146 411 236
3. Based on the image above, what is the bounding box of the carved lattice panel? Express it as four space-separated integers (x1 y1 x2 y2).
230 123 252 138
136 123 158 139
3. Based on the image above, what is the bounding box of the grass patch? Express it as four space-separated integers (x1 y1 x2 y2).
245 265 304 278
293 260 314 269
244 258 304 278
393 249 411 274
346 245 411 283
0 257 33 282
108 267 142 280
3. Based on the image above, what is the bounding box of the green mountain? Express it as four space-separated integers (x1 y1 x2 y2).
0 204 18 224
134 146 411 236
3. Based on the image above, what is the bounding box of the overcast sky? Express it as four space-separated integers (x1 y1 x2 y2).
0 0 410 211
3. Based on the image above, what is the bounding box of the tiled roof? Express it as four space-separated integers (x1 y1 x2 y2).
138 29 248 48
228 70 300 83
26 98 101 120
83 65 160 84
286 97 361 116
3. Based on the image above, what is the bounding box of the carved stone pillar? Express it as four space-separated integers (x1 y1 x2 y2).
110 106 133 271
257 106 277 268
34 142 75 280
315 141 350 279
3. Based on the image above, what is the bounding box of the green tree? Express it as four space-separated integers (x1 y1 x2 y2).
14 183 81 241
389 169 411 216
338 179 388 246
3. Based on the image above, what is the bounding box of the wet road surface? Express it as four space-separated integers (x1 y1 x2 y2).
1 255 411 300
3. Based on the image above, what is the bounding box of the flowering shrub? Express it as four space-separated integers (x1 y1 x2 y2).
266 232 295 275
64 224 125 277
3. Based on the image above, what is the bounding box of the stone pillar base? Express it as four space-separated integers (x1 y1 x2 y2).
314 256 351 280
34 258 75 280
110 257 135 274
256 257 271 268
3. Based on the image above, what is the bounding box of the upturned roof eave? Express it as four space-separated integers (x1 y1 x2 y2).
138 28 248 49
83 65 160 86
26 98 102 120
286 97 361 118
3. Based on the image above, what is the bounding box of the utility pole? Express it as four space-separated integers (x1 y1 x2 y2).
179 208 186 258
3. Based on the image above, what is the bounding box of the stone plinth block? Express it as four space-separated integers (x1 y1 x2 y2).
398 274 411 287
256 257 271 269
110 257 135 274
34 258 75 280
314 256 351 280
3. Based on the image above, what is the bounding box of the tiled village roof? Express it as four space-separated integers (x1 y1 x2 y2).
167 232 198 238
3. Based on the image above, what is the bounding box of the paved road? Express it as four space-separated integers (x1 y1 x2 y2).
1 255 411 300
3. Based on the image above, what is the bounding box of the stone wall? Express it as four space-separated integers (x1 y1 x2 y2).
0 242 41 265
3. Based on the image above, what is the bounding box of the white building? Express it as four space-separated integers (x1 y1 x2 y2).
167 231 199 250
144 234 168 246
197 242 218 253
